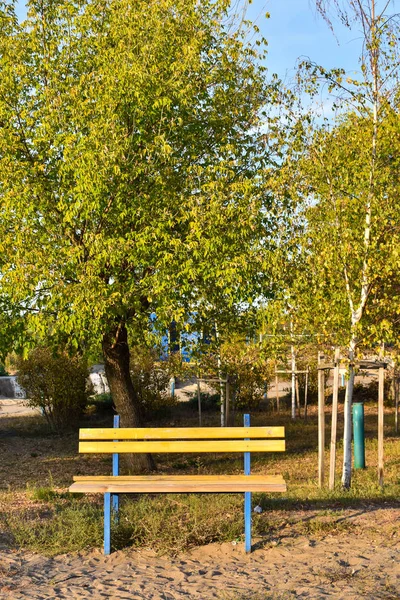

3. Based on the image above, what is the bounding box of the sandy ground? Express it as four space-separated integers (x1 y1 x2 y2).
0 507 399 599
0 398 39 418
1 378 398 599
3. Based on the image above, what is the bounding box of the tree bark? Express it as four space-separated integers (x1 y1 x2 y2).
102 322 155 473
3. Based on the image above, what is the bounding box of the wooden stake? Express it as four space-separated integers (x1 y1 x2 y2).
275 373 280 413
304 369 309 421
395 376 399 435
295 375 301 418
291 343 296 420
391 370 396 406
225 377 230 427
318 351 325 487
329 348 340 491
219 377 225 426
378 366 384 487
215 321 225 427
197 377 202 427
232 383 236 426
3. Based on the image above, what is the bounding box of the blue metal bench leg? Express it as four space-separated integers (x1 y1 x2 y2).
245 491 251 553
104 492 111 555
112 414 120 525
244 413 251 553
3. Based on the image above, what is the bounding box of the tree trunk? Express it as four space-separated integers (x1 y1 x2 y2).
102 322 155 473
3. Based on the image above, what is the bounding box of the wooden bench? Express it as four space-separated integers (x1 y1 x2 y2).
69 414 286 554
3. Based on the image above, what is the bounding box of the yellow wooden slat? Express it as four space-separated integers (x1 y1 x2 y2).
78 440 285 454
69 477 287 494
70 483 287 493
73 474 285 483
79 427 284 440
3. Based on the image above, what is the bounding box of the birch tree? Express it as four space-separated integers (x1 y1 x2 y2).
291 0 400 487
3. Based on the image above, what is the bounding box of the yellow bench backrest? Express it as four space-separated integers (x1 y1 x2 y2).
78 426 285 454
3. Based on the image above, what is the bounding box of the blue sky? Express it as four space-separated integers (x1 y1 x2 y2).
13 0 389 79
247 0 364 80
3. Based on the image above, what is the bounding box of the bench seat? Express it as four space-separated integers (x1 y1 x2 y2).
70 474 287 493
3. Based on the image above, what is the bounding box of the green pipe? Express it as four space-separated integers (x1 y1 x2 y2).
353 402 366 469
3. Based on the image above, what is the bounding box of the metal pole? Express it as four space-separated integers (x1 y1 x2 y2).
352 402 366 469
104 493 111 555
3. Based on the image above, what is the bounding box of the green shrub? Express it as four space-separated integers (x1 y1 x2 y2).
87 392 114 411
16 348 89 432
187 391 221 411
198 337 273 411
352 379 391 403
0 362 8 376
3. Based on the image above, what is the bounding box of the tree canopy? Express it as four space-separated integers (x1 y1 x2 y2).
0 0 277 464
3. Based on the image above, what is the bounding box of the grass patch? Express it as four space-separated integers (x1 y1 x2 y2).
119 494 244 554
2 498 103 555
28 485 58 502
2 493 245 556
1 490 357 556
295 516 354 536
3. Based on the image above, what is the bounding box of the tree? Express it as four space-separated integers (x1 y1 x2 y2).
0 0 275 469
275 0 400 487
